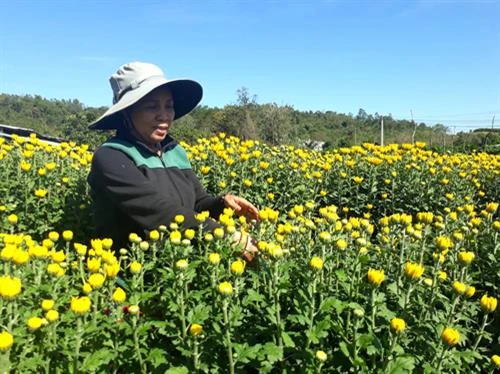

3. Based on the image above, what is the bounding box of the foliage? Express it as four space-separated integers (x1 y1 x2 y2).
0 133 499 373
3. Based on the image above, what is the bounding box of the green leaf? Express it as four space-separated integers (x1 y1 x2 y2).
386 356 416 374
166 366 189 374
261 342 283 363
81 349 114 371
339 342 351 360
281 331 296 348
147 348 168 368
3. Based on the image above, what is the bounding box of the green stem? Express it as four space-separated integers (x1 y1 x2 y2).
382 334 399 371
472 314 488 351
370 288 377 330
132 317 146 374
193 339 200 372
306 277 317 349
73 318 83 374
435 346 447 374
222 300 235 374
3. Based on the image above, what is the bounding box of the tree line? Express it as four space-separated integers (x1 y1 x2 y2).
0 91 497 152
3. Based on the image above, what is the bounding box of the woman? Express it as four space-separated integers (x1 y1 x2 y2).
87 62 259 256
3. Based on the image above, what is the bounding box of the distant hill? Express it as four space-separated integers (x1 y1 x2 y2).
1 92 496 152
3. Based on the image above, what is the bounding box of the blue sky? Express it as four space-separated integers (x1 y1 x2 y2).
0 0 498 132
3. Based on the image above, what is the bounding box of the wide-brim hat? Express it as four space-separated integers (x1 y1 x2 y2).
89 62 202 130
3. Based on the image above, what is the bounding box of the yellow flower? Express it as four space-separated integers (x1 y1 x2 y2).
74 243 87 256
175 259 189 270
27 317 43 331
315 350 327 362
457 251 475 265
112 287 127 303
128 233 142 243
336 239 347 250
184 229 196 240
139 241 149 251
102 238 113 249
174 215 185 224
213 227 225 239
87 257 101 272
62 230 74 241
34 189 48 198
45 310 59 322
353 176 364 184
149 230 160 241
88 273 106 289
491 355 500 367
128 305 140 315
464 286 476 298
404 262 424 280
105 263 120 278
70 296 92 314
436 236 453 251
230 259 245 276
0 275 22 299
218 281 233 296
318 231 332 243
309 257 324 270
367 268 385 286
452 281 467 295
485 202 499 214
41 299 55 311
7 214 18 225
82 283 92 295
480 294 498 313
51 250 66 263
0 331 14 351
208 253 221 265
441 327 460 346
48 231 59 241
190 323 203 337
130 261 142 274
169 230 182 245
390 318 406 334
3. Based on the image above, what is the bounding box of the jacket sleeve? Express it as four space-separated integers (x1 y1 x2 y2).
89 147 220 231
185 169 226 219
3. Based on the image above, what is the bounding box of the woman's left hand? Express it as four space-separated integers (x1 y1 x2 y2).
223 194 260 222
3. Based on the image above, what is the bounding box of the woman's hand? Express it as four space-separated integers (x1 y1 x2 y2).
223 194 260 222
232 230 259 266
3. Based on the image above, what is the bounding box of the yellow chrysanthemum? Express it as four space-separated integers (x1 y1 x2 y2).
390 318 406 334
0 275 22 299
70 296 92 314
309 257 324 270
404 262 424 280
0 331 13 351
218 281 233 296
480 294 497 313
367 268 385 286
230 259 245 276
190 323 203 337
112 287 127 303
441 327 460 346
208 253 221 265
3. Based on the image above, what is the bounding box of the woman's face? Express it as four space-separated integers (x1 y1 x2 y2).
128 87 175 146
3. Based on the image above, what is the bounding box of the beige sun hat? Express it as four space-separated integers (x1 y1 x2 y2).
89 62 203 130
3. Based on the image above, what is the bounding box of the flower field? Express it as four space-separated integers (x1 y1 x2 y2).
0 133 499 373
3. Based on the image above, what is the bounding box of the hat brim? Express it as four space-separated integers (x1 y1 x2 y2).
89 77 203 130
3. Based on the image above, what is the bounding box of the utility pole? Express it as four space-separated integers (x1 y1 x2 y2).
410 110 417 144
380 116 384 146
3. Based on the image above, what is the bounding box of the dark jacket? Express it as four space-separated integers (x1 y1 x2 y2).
87 132 224 250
